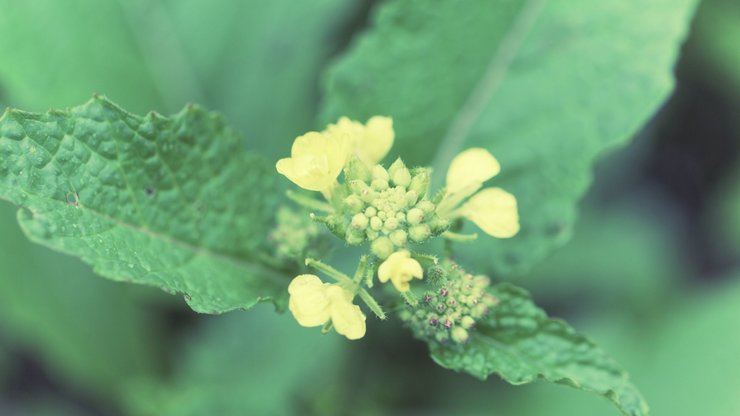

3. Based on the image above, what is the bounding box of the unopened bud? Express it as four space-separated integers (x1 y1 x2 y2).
371 178 389 191
344 157 371 182
408 168 431 196
405 190 420 206
371 237 394 259
416 200 436 214
388 158 412 188
370 216 383 231
365 206 377 217
343 195 364 214
351 213 369 230
451 327 469 344
389 230 408 246
409 224 431 242
372 165 389 182
406 207 425 225
384 217 399 231
345 229 366 245
461 316 475 329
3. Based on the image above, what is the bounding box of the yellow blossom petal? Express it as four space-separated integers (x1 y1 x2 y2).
461 187 520 238
446 148 501 194
378 250 423 292
326 285 366 340
276 131 349 192
288 274 331 327
326 116 394 165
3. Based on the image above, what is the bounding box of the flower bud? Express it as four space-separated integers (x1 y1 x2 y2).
388 158 412 188
461 316 475 329
428 217 450 235
371 178 389 191
351 213 369 230
408 167 431 196
389 229 408 246
416 200 436 214
370 216 383 231
405 190 420 206
406 207 425 225
365 206 377 217
409 224 431 242
344 156 371 182
384 217 399 231
371 236 395 259
451 327 469 344
343 195 364 214
372 165 390 182
349 180 374 202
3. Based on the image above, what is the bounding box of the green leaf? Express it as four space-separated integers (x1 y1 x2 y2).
124 306 345 416
321 0 698 276
0 202 161 396
0 97 288 313
429 283 647 416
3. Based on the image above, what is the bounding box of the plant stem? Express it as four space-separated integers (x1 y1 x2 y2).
286 190 334 213
358 289 386 320
304 258 354 285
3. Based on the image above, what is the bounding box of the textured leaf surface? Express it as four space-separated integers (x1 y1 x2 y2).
125 306 345 416
0 203 160 396
0 97 288 313
429 283 647 416
322 0 698 276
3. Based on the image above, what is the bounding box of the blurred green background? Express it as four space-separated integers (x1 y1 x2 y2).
1 0 739 415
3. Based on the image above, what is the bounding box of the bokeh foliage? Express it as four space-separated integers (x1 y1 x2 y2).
0 0 739 415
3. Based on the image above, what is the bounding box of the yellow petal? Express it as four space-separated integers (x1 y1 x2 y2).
461 187 520 238
277 131 345 192
377 250 424 292
288 274 331 327
361 116 394 165
446 148 501 194
326 285 366 340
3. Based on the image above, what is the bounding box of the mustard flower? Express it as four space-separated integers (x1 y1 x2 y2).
288 274 366 340
276 131 350 195
437 148 520 238
378 250 423 292
326 116 394 166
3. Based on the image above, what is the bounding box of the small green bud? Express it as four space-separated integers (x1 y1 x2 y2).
345 157 371 182
389 229 408 246
345 229 366 245
370 216 383 231
406 207 425 225
377 210 387 220
395 211 406 221
461 316 475 329
405 190 420 206
372 165 390 181
409 224 432 242
343 195 364 214
351 213 369 230
384 217 400 231
416 200 436 214
435 331 450 343
388 158 412 187
428 217 450 235
349 180 375 202
371 236 395 259
408 167 431 196
451 327 469 344
366 229 379 241
371 178 389 191
365 206 377 217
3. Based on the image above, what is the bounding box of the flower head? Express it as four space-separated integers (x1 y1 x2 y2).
438 148 519 238
276 131 350 193
378 250 424 292
288 274 366 340
326 116 394 166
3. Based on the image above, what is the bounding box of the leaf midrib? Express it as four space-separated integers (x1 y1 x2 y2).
431 0 546 182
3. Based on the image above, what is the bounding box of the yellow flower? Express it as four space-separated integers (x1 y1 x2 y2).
276 131 350 194
438 148 519 238
288 274 366 340
326 116 394 166
377 250 423 292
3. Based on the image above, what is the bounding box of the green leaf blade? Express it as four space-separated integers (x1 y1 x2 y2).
321 0 698 277
429 283 648 416
0 97 288 313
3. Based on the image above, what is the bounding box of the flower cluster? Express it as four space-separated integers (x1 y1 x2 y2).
274 116 519 340
399 261 498 345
